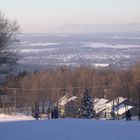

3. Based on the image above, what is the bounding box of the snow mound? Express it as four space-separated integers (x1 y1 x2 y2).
0 114 34 122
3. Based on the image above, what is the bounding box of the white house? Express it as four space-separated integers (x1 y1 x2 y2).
94 98 109 118
58 95 78 117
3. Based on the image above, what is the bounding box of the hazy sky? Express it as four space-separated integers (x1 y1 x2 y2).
0 0 140 33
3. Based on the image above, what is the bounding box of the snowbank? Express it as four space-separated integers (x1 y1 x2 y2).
0 113 34 122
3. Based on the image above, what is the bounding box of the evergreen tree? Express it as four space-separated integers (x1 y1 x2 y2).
79 89 95 119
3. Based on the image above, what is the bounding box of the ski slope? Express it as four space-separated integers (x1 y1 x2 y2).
0 119 140 140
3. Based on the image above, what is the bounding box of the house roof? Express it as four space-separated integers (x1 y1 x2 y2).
94 98 109 114
58 95 78 106
114 104 133 115
106 97 127 108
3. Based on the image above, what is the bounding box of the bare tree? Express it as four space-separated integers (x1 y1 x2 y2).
0 11 19 74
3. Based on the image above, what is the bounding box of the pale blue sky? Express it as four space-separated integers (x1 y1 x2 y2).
0 0 140 32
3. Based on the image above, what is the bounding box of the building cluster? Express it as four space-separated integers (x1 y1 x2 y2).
58 95 138 119
0 89 138 120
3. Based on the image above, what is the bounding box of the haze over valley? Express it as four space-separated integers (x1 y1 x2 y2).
15 31 140 71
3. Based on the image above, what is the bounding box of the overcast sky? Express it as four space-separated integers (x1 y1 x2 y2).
0 0 140 33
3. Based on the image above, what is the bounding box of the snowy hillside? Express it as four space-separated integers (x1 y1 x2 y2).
0 119 140 140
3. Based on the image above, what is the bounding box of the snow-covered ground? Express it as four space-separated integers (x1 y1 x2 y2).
0 114 34 122
0 118 140 140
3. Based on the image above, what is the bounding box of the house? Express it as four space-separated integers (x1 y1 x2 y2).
58 95 78 118
105 97 127 119
93 98 109 118
57 95 138 119
105 97 138 119
113 99 138 118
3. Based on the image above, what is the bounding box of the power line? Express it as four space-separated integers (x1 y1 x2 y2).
3 79 140 91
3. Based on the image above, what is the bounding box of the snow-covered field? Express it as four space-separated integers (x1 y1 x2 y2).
0 118 140 140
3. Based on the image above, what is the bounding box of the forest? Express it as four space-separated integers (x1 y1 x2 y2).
1 61 140 116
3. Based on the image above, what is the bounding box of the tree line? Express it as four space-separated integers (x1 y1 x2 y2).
1 62 139 114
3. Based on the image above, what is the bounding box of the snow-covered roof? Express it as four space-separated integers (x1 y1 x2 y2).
114 104 133 115
106 97 127 108
58 95 78 106
94 98 109 114
105 97 135 115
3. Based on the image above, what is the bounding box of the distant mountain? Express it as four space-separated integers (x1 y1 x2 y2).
53 23 140 34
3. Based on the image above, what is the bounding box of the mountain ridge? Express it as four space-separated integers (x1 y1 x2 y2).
52 23 140 34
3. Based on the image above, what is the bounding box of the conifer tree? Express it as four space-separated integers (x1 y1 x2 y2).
79 88 95 119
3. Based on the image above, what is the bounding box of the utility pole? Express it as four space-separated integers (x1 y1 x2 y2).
93 70 97 115
2 94 5 113
14 88 17 115
112 98 115 120
1 88 5 114
135 86 140 121
138 90 140 121
117 97 119 120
